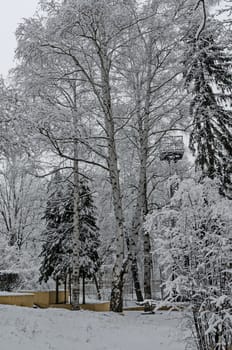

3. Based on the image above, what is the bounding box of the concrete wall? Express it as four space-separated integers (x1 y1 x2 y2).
50 302 110 312
0 291 109 311
0 294 34 307
24 291 69 308
49 291 69 305
80 302 110 312
33 291 50 308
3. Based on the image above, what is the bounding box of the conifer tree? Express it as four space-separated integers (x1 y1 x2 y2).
39 172 70 283
183 20 232 198
39 174 101 286
63 179 101 281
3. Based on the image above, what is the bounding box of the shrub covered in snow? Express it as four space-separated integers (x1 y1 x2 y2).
147 177 232 350
0 236 41 291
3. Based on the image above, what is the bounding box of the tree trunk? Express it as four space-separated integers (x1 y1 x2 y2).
110 259 128 312
56 277 59 304
69 272 72 305
131 256 143 301
127 79 145 302
141 41 153 301
82 273 86 304
71 108 81 310
143 231 152 299
64 276 67 304
128 64 154 302
93 273 102 301
129 169 144 302
126 230 143 301
99 45 127 312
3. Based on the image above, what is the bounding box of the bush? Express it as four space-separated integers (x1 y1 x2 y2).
147 178 232 350
0 271 21 291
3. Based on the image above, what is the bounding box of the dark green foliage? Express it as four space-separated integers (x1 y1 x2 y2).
63 179 101 279
39 172 69 282
39 172 101 284
0 271 21 291
183 21 232 198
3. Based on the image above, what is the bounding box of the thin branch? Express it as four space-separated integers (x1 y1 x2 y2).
195 0 207 40
39 128 109 171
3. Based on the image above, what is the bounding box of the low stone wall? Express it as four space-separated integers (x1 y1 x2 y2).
17 290 69 308
50 302 110 312
49 304 72 310
81 302 110 312
0 293 34 307
49 291 68 305
0 291 109 311
32 291 50 308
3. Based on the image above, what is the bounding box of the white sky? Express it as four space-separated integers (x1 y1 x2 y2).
0 0 227 79
0 0 39 78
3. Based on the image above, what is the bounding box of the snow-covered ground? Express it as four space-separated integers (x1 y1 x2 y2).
0 305 189 350
0 292 34 296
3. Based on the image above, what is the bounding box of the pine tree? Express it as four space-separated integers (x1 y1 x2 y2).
39 173 101 287
62 179 101 280
39 172 70 283
183 20 232 198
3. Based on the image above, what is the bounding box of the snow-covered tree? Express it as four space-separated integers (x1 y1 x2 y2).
15 0 130 312
39 172 68 283
183 20 232 198
63 178 101 282
108 0 189 301
0 153 45 249
14 0 230 312
39 172 101 292
147 177 232 350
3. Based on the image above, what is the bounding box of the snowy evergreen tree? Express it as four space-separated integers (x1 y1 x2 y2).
62 179 101 281
183 20 232 198
39 171 69 283
39 172 101 286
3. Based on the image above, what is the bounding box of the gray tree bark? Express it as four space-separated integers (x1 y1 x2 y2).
71 94 81 310
143 231 152 299
71 142 81 310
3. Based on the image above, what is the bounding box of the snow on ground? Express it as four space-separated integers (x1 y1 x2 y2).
0 292 34 296
0 305 188 350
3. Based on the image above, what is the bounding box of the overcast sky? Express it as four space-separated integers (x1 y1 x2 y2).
0 0 227 79
0 0 39 78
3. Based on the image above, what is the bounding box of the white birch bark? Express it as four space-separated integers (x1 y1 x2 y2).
142 40 153 300
71 94 81 310
129 82 145 302
71 144 80 309
99 45 127 312
129 38 153 300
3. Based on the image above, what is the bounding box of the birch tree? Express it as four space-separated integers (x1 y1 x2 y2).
14 0 203 310
0 152 45 250
15 0 135 311
117 0 189 300
15 41 92 308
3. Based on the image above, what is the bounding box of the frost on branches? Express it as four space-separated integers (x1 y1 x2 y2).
147 177 232 350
